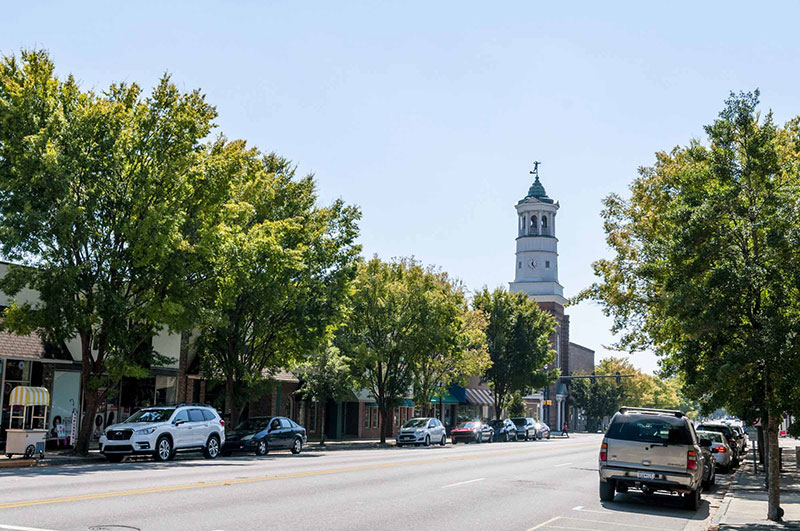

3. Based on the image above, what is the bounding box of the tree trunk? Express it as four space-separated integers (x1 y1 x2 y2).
224 375 235 433
320 402 327 445
767 411 782 521
379 406 390 444
75 386 100 455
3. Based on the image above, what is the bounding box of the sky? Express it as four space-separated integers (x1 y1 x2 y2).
4 2 800 374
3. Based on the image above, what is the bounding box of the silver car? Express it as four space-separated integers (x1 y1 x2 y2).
697 430 733 471
396 417 447 447
598 407 709 511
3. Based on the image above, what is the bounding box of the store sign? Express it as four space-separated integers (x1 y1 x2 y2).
70 408 78 443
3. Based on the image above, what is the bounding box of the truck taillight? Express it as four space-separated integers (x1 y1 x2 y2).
687 450 697 470
600 442 607 462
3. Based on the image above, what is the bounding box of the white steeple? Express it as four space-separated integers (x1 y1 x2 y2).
509 163 566 305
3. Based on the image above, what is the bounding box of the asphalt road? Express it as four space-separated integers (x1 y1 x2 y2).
0 433 727 531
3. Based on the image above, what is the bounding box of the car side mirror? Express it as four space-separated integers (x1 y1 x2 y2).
699 438 711 448
174 419 186 426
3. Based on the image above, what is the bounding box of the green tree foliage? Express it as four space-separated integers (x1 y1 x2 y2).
412 274 490 413
0 50 217 454
337 257 455 443
473 288 557 420
195 145 361 428
580 91 800 520
295 344 354 444
507 392 526 418
570 376 622 432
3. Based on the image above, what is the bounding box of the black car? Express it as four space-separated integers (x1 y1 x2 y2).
510 417 537 440
489 419 517 442
223 416 307 456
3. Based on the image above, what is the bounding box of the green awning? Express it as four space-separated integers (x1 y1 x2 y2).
366 399 414 407
430 393 459 405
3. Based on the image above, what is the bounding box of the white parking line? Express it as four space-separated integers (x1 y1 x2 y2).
554 462 573 467
560 517 671 530
441 477 484 489
526 516 561 530
0 524 59 531
572 505 605 514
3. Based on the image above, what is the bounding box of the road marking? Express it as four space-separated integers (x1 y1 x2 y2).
0 525 59 531
0 442 598 510
572 506 606 514
441 478 484 489
554 462 573 467
526 517 561 530
560 517 672 530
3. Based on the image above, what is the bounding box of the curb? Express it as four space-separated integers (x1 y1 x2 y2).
708 468 745 530
0 459 36 468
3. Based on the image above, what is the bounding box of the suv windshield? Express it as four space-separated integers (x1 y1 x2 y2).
235 418 270 431
607 414 692 445
403 419 429 428
125 408 175 423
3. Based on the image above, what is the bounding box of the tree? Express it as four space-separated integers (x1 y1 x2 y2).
411 276 490 414
507 392 526 418
295 344 354 444
0 50 218 454
336 257 446 444
570 376 622 432
580 91 800 521
195 146 361 429
473 288 557 420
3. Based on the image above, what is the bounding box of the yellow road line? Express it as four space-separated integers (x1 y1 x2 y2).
0 442 597 510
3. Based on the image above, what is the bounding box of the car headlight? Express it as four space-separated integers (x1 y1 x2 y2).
134 427 156 435
415 429 423 433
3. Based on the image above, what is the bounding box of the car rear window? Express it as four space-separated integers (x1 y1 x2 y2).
696 425 734 440
607 414 692 445
201 410 216 421
511 418 527 427
188 409 205 422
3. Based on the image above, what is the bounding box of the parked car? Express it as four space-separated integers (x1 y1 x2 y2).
697 429 733 471
695 422 741 467
99 404 225 462
396 417 447 447
223 416 307 456
489 419 517 442
510 417 538 440
728 424 749 451
699 437 716 490
450 421 494 444
598 407 710 510
533 420 551 440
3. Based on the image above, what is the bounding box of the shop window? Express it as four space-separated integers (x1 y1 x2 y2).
154 375 177 406
545 261 550 268
372 407 378 428
394 407 399 426
364 407 371 428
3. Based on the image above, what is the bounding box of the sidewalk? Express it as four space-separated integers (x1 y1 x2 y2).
714 438 800 530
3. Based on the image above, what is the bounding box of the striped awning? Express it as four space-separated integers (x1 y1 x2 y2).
9 386 50 406
464 388 494 406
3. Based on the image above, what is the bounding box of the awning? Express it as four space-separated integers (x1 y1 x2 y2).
9 386 50 406
430 392 460 405
366 399 414 407
464 388 494 406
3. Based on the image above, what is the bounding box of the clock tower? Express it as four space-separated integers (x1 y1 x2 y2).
509 163 570 434
509 164 566 305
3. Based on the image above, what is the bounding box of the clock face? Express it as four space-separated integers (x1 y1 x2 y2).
527 259 537 269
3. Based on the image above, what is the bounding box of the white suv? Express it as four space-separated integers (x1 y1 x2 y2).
396 418 447 447
100 404 225 462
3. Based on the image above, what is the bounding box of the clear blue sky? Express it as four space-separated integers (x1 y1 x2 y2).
5 2 800 373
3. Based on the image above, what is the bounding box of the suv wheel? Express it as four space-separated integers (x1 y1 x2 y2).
154 436 173 462
255 440 268 456
291 437 302 455
599 480 615 501
204 435 220 459
683 488 700 511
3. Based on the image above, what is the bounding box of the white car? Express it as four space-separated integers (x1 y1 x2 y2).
697 430 733 471
100 404 225 462
396 417 447 447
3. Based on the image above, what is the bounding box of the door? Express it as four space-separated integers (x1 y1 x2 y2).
172 410 192 448
188 409 209 446
278 418 294 447
266 418 284 448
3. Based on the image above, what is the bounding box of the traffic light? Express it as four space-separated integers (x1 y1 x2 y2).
616 371 621 384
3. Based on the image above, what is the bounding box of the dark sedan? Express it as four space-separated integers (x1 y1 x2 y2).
489 419 518 442
223 416 307 456
450 421 494 444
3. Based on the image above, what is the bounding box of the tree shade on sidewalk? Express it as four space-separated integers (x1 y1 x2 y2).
716 439 800 529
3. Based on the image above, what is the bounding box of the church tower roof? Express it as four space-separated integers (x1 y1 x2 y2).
520 162 554 204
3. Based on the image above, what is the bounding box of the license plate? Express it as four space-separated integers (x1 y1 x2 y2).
637 471 655 480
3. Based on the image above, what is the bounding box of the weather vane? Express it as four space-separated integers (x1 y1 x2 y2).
530 161 541 178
